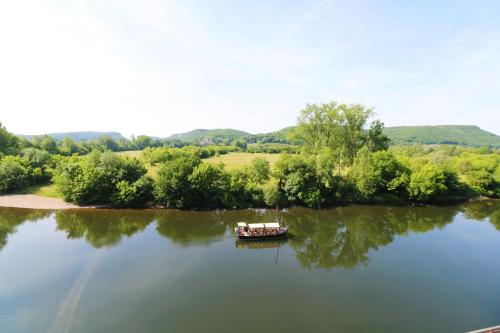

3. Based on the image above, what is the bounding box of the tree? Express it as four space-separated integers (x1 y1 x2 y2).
349 147 381 198
0 122 19 156
133 135 156 150
274 154 323 208
295 101 377 169
154 155 201 208
408 163 458 202
59 137 82 155
248 157 270 184
97 135 119 151
188 163 229 208
54 151 151 206
365 120 390 152
32 135 58 153
0 156 30 193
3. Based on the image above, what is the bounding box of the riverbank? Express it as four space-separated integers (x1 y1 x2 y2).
0 194 86 210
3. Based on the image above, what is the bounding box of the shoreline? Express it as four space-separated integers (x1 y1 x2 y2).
0 194 497 211
0 194 91 210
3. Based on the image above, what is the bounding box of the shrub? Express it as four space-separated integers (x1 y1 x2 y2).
0 156 30 193
154 155 201 208
54 151 151 206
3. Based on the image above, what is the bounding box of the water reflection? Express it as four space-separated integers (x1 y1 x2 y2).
284 206 457 269
461 200 500 230
155 210 227 246
0 202 499 270
55 210 156 248
0 208 51 250
235 238 287 249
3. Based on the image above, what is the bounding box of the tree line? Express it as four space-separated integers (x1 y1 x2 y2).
1 101 499 208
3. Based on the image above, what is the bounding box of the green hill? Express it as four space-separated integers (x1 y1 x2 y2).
18 131 125 142
167 129 250 143
384 125 500 147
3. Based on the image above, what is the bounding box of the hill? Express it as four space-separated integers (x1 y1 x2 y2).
167 129 250 143
18 131 126 142
383 125 500 147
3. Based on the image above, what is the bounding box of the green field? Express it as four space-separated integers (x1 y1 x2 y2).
23 183 63 199
206 152 280 169
116 150 143 158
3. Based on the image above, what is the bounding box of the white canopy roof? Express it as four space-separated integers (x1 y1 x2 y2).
248 223 265 229
237 222 247 227
264 223 280 228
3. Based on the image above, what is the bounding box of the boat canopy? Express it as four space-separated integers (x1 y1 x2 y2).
237 222 247 227
264 223 280 228
247 223 265 229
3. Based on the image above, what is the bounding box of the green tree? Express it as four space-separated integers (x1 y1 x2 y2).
0 122 19 156
408 163 458 202
59 137 82 155
0 156 30 193
54 151 150 206
188 163 230 208
274 154 323 208
32 135 58 153
154 155 201 208
248 157 270 184
97 135 119 151
349 147 381 198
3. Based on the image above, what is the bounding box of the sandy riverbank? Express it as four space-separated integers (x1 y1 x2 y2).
0 194 86 210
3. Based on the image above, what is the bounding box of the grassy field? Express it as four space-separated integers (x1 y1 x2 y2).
206 152 280 169
23 183 63 199
116 150 143 158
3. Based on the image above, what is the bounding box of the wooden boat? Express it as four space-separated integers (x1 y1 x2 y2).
234 222 288 240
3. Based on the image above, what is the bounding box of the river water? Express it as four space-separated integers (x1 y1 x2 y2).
0 201 499 333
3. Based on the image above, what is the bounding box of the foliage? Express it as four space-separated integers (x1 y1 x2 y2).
0 122 20 156
295 101 388 168
54 151 152 206
407 163 460 202
154 155 201 208
0 156 30 193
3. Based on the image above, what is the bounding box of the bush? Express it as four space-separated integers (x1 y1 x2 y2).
0 156 30 193
188 163 230 208
54 151 152 206
407 164 460 202
274 154 323 208
112 175 154 207
154 155 201 208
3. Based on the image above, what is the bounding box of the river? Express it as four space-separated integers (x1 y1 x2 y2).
0 201 499 333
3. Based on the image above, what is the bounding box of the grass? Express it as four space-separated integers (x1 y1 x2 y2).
116 150 143 158
23 183 63 199
205 152 280 170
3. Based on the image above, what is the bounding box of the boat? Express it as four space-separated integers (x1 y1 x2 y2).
234 222 288 240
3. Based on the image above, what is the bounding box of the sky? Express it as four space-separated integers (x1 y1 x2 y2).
0 0 499 138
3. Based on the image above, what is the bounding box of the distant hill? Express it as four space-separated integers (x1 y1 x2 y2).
384 125 500 147
18 131 126 142
167 129 250 143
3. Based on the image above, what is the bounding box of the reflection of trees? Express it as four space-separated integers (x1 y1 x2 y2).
0 208 51 250
286 205 459 270
155 211 227 246
55 209 155 248
461 201 500 230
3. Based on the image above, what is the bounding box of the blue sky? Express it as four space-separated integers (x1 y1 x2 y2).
0 0 499 137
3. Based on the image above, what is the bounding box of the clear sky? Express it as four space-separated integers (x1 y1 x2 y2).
1 0 499 137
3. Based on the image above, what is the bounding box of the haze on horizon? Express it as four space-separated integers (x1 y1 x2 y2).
1 0 499 138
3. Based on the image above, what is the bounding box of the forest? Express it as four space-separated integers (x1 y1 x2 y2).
1 101 499 208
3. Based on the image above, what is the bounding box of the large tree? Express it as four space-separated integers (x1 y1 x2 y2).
295 101 388 169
